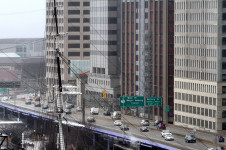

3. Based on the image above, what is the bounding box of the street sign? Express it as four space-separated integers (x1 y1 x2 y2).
0 88 7 93
165 105 170 112
120 96 144 107
145 97 156 106
146 97 161 106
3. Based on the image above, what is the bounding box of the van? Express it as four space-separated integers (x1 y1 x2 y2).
90 107 99 115
112 111 121 120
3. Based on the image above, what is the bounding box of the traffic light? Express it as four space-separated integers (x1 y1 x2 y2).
102 90 106 98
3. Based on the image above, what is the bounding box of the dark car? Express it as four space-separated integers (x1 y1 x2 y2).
154 120 163 126
218 136 225 142
87 116 95 122
157 123 166 130
140 126 148 132
120 124 129 131
185 135 196 143
103 110 111 116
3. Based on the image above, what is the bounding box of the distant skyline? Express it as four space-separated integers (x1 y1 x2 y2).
0 0 45 39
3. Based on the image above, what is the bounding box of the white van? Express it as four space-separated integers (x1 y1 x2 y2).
112 111 121 120
90 107 99 115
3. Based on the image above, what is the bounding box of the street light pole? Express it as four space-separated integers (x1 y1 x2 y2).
215 111 218 150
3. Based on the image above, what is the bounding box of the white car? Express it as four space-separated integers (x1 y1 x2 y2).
114 120 122 126
161 130 171 137
165 134 174 141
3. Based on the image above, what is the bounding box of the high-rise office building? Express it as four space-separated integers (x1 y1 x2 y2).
85 0 121 109
121 0 174 122
174 0 226 134
45 0 90 99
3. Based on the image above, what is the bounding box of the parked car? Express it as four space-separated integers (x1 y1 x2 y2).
120 124 129 131
64 108 71 114
157 123 166 130
154 120 163 126
103 110 111 116
165 134 174 141
76 106 83 112
218 136 225 142
87 116 95 122
66 104 74 109
34 101 41 107
112 111 121 120
114 120 122 126
185 135 196 143
140 120 149 126
216 147 225 150
161 130 171 137
25 98 32 105
140 126 148 132
42 104 48 109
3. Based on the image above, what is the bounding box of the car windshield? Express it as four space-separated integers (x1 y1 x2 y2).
163 130 170 133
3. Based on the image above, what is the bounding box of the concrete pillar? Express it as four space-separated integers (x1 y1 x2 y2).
2 108 5 120
34 119 37 130
107 136 110 150
93 133 95 146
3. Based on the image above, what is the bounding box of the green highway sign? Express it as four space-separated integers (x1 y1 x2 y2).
0 88 7 93
145 97 162 106
120 96 144 107
165 105 170 112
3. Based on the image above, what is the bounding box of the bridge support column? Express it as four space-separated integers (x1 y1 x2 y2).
9 111 13 120
107 136 110 150
93 133 95 147
17 112 20 121
34 119 37 130
2 108 5 120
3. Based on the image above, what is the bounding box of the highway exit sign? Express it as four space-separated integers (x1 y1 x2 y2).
120 96 144 107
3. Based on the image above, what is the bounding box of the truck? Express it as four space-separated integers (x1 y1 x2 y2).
90 107 99 115
112 111 121 120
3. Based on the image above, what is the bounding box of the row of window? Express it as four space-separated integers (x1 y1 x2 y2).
175 24 217 33
88 78 111 87
68 18 89 23
175 103 218 118
174 81 216 94
174 92 216 106
92 67 105 74
68 52 90 57
174 70 217 82
175 36 217 45
68 35 89 40
68 2 89 7
174 47 217 57
175 1 218 10
175 59 216 70
90 17 117 24
175 13 218 21
68 26 90 32
46 18 64 24
174 114 216 130
90 40 117 46
46 10 63 16
46 2 63 7
68 43 90 49
90 7 117 11
68 10 90 15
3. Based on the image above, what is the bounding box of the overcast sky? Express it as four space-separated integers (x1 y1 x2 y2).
0 0 45 39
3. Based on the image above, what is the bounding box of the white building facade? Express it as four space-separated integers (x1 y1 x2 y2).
174 0 226 134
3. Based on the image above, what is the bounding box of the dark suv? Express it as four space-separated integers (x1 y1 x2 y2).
185 135 196 143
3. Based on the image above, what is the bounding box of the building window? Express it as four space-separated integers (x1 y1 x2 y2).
68 27 80 32
222 111 226 118
68 35 80 40
68 10 80 15
223 13 226 20
83 10 90 14
68 52 80 56
83 43 90 48
223 74 226 81
223 25 226 33
223 37 226 45
223 62 226 69
68 18 80 23
68 44 80 48
223 122 226 130
83 27 90 32
108 17 117 24
83 18 90 23
223 98 226 106
223 86 226 94
68 2 80 6
83 52 90 56
83 2 90 6
83 35 90 40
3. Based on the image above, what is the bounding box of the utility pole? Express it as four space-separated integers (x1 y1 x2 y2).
53 0 65 149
